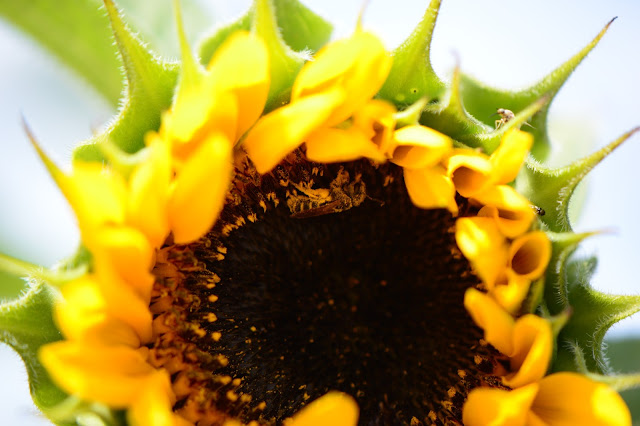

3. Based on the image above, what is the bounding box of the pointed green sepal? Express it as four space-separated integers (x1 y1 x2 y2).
173 0 205 89
466 95 548 153
98 139 150 181
518 127 639 233
418 65 488 148
0 253 87 287
0 281 65 411
73 0 179 161
520 276 545 316
198 0 331 67
544 231 602 314
553 256 640 374
394 97 428 128
252 0 306 112
566 341 640 392
459 18 616 160
45 395 123 426
378 0 446 105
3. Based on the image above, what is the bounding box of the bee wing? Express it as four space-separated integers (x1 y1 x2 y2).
291 200 343 219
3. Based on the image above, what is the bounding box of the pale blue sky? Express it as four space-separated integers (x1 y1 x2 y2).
1 0 639 424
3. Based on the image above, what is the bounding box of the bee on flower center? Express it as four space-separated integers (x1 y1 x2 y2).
286 167 367 218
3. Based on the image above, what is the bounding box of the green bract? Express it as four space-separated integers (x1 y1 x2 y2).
0 0 639 423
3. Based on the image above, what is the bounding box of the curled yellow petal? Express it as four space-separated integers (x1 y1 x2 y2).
455 217 509 287
491 275 531 315
206 31 270 140
305 127 386 164
463 288 515 355
352 99 397 154
284 392 359 426
463 383 539 426
503 314 552 388
403 166 458 214
391 125 452 169
169 133 233 244
39 341 156 408
533 373 631 426
446 150 492 198
509 231 552 281
243 89 345 173
490 129 533 184
474 185 535 239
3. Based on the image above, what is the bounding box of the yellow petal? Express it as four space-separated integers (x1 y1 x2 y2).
39 341 156 408
292 31 391 126
63 162 127 236
91 225 155 303
284 392 359 426
491 275 531 314
509 231 552 281
446 150 493 198
503 314 552 388
292 37 360 100
243 89 345 173
490 129 533 184
97 269 154 342
391 125 452 169
167 90 238 160
206 32 270 140
533 373 631 426
474 185 536 239
55 278 141 347
352 99 397 154
455 217 509 287
403 166 458 214
323 31 391 126
128 370 184 426
463 383 539 426
464 288 515 355
169 133 233 244
305 127 386 163
128 135 171 247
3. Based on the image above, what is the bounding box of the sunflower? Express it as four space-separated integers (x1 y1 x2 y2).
1 0 640 425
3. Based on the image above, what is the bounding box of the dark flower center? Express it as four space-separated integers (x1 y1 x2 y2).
151 154 504 425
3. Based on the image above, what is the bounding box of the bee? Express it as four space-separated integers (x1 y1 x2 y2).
494 108 515 130
287 167 367 218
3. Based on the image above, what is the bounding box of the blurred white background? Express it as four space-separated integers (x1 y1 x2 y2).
1 0 639 424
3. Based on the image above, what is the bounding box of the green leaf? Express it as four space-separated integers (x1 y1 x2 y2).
0 0 123 107
199 0 332 67
378 0 445 106
73 0 179 161
458 18 616 161
0 280 66 410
